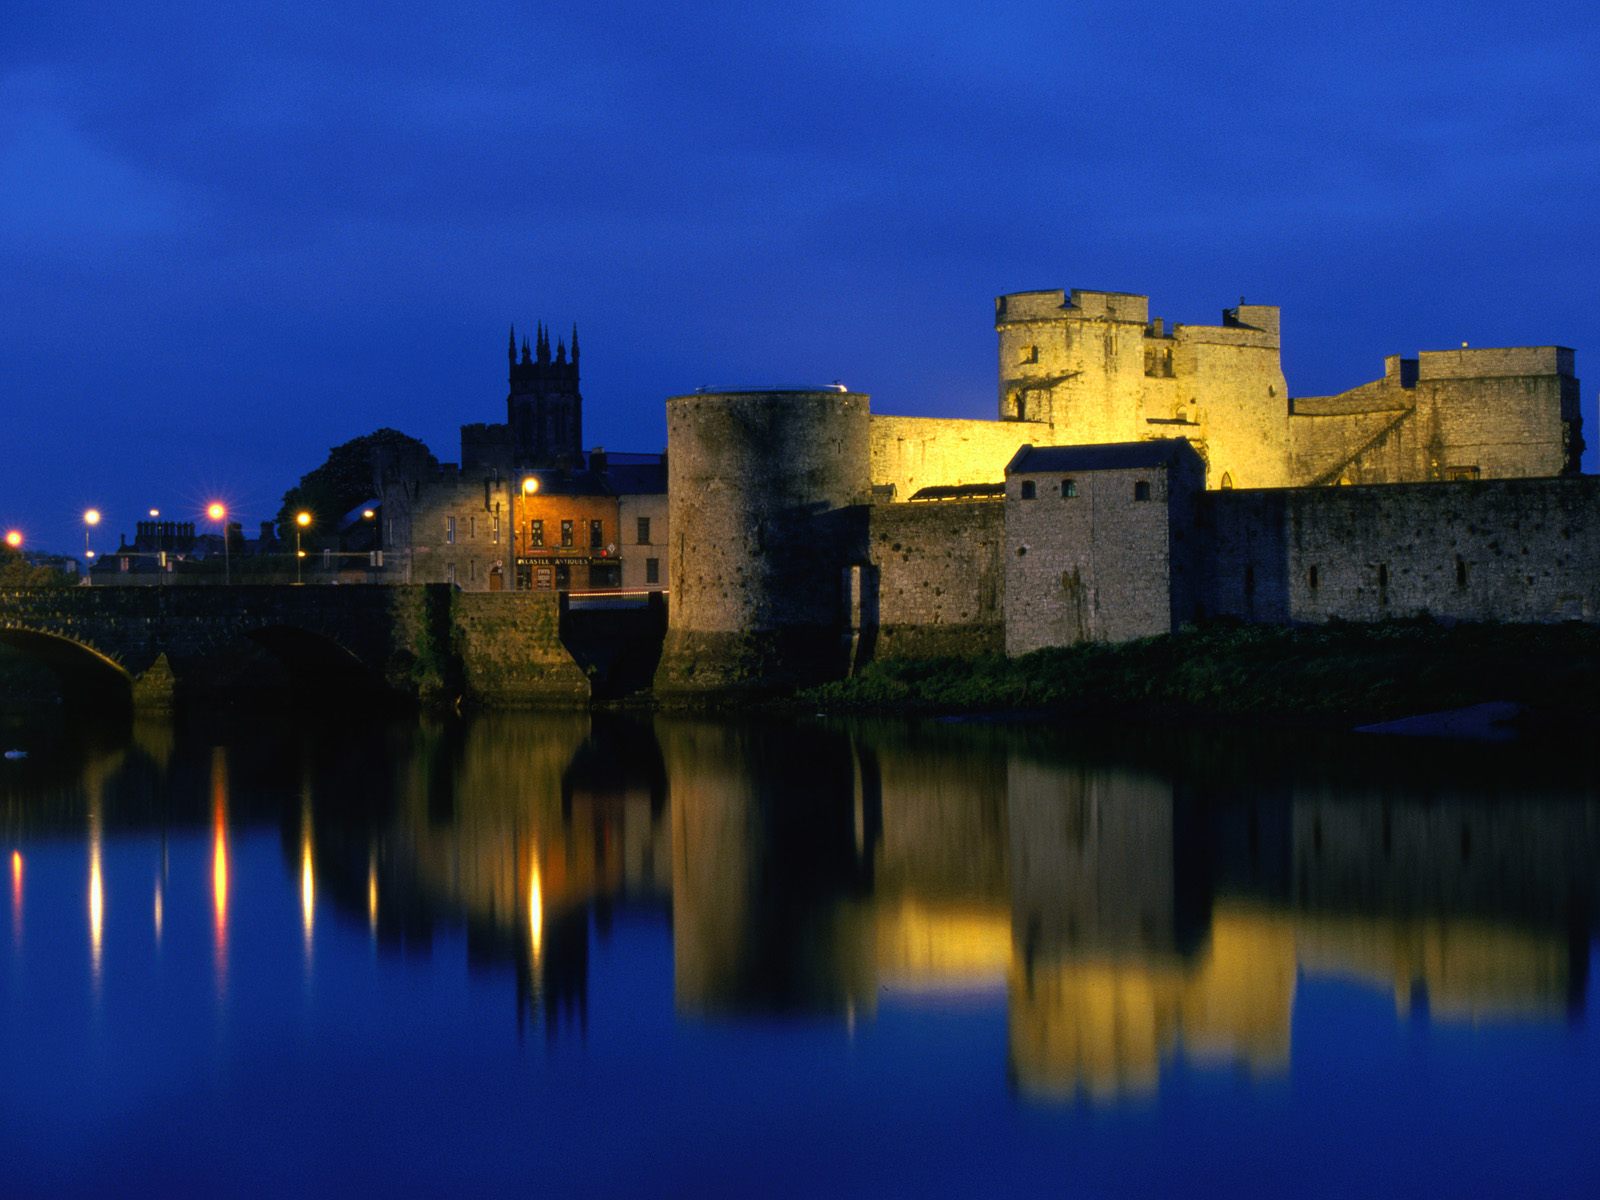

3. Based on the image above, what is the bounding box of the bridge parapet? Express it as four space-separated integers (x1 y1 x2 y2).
0 585 591 710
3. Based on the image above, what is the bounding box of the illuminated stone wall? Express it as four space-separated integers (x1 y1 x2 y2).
1289 347 1579 486
1003 444 1205 654
868 414 1046 498
866 500 1005 658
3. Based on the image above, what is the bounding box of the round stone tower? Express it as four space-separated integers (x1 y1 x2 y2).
654 387 871 696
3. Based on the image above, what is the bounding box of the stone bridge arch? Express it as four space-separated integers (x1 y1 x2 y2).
0 622 135 709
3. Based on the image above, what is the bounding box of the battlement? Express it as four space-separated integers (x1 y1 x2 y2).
996 289 1150 325
1416 346 1574 381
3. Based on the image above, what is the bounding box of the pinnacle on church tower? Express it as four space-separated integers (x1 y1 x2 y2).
508 324 517 366
571 323 579 364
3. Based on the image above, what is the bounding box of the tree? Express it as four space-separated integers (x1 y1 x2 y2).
0 549 75 588
276 428 436 548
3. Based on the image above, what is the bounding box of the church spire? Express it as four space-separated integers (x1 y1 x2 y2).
571 323 579 365
555 335 566 365
508 324 517 366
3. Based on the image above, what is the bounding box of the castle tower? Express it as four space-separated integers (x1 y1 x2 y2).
507 320 583 468
654 388 872 696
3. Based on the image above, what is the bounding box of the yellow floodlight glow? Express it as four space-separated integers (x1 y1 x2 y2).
84 509 102 527
4 531 21 550
521 477 538 495
362 509 375 520
295 511 312 528
206 502 226 522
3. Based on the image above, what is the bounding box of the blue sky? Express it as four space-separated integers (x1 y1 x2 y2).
4 1 1598 552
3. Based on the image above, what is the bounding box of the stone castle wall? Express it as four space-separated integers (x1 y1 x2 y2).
1003 457 1202 655
656 389 871 694
869 415 1045 499
1200 477 1600 625
866 500 1004 659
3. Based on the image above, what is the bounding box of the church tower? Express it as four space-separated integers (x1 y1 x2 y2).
507 321 583 468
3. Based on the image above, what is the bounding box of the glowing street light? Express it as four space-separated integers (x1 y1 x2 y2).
82 508 101 565
295 511 312 585
513 477 540 591
206 502 231 585
3 530 20 551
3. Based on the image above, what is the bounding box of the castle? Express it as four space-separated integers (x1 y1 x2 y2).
654 287 1593 693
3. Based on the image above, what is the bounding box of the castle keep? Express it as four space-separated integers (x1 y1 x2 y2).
655 287 1592 694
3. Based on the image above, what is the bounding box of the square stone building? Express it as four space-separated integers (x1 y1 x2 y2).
1004 441 1206 655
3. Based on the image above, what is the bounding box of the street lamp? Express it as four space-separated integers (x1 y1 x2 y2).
83 508 101 567
4 530 21 551
207 502 230 585
295 511 312 585
516 476 538 591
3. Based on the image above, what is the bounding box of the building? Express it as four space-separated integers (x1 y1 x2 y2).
656 286 1593 692
379 323 669 593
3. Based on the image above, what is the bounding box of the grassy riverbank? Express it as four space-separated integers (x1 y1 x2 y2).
796 619 1600 726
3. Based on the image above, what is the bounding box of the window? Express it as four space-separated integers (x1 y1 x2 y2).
1308 565 1320 590
1020 480 1036 500
445 562 456 586
1134 481 1151 501
560 520 573 548
1456 557 1469 588
468 516 476 539
1062 479 1077 498
530 519 544 548
637 516 651 544
1017 344 1038 364
1445 465 1481 481
589 520 603 549
1220 472 1234 490
492 514 500 544
1377 563 1389 589
469 559 477 582
646 557 660 584
445 516 456 544
1244 564 1255 597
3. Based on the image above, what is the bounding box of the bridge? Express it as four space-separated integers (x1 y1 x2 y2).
0 585 606 710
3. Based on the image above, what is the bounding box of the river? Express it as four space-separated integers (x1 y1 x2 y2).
2 709 1596 1196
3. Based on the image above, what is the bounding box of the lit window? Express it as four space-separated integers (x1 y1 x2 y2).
445 562 456 586
531 520 544 548
560 520 573 548
492 515 500 544
445 516 456 544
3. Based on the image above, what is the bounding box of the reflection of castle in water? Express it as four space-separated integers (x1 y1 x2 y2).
309 715 1599 1095
655 723 1598 1102
9 711 1595 1096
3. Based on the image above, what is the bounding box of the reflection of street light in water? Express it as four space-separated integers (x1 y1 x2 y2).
88 802 104 987
528 857 543 961
10 850 21 948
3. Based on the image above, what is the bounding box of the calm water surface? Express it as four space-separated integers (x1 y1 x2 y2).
1 709 1597 1197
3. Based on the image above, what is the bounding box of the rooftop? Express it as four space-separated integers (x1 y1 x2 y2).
1006 439 1203 475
